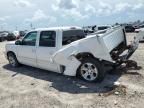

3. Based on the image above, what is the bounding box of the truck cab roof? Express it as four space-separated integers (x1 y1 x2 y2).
35 26 82 31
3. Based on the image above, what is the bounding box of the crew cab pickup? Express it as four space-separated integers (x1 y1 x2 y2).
5 26 140 82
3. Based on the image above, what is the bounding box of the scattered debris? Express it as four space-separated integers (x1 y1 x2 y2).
31 83 35 86
98 93 103 97
125 72 143 76
114 101 118 105
125 60 138 69
11 73 18 77
103 83 127 97
114 81 121 86
80 85 88 89
108 63 142 76
114 91 120 95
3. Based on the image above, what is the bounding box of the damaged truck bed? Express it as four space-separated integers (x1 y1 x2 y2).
52 26 140 82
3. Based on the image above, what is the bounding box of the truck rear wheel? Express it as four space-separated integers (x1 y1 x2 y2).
77 57 105 82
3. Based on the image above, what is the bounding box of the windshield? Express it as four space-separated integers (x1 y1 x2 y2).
62 30 86 45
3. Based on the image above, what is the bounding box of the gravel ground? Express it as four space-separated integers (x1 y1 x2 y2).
0 33 144 108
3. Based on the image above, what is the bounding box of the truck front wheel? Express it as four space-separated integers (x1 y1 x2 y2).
77 57 105 82
8 53 20 67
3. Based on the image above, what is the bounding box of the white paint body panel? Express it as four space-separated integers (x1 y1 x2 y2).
5 26 128 76
102 28 124 52
17 46 37 67
52 27 126 76
36 47 59 72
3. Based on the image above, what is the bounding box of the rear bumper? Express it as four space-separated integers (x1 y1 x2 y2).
111 36 139 65
120 44 138 61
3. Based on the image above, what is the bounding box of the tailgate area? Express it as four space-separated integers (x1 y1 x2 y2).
99 26 127 53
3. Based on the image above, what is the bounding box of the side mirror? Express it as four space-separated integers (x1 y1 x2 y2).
15 40 22 45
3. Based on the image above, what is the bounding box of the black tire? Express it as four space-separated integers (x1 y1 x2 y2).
77 57 105 83
7 53 20 67
0 37 3 42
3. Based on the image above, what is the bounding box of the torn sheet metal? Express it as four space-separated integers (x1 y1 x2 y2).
52 48 81 76
52 26 140 76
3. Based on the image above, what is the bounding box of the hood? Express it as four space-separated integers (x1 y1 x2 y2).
6 41 16 45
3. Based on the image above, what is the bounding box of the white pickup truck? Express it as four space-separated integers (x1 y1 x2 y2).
5 26 140 82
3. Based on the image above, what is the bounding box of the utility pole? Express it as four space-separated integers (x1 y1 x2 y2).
15 26 18 31
30 23 33 30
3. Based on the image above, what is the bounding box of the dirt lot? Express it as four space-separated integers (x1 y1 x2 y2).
0 33 144 108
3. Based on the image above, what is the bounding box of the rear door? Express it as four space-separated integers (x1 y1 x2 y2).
36 31 59 72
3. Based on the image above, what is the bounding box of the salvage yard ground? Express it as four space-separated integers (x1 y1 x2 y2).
0 33 144 108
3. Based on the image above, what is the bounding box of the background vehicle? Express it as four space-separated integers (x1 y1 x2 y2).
125 25 135 32
0 35 5 42
95 25 112 31
0 32 8 42
13 31 20 39
83 26 95 34
19 31 27 38
6 32 16 41
83 25 112 34
5 26 140 82
12 31 28 39
135 24 144 33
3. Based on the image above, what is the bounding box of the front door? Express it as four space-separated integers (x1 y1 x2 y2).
17 31 37 67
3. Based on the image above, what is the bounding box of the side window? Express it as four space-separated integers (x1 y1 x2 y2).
39 31 56 47
62 30 85 46
22 31 37 46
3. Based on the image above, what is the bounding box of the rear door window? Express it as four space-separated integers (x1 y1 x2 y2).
62 30 85 45
39 31 56 47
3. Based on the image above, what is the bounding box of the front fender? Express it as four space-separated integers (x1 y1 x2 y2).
6 44 18 58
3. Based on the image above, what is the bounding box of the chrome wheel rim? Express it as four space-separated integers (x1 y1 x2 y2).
8 56 16 67
80 63 98 81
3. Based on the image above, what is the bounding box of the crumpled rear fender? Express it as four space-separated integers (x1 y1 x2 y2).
52 45 81 76
51 35 111 76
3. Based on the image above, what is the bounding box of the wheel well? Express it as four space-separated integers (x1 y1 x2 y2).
75 52 95 61
7 51 16 57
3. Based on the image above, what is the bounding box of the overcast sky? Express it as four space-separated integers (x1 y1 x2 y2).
0 0 144 30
